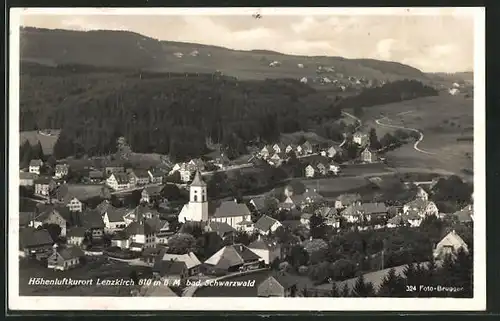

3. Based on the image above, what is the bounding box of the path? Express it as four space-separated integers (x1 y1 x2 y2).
375 116 436 155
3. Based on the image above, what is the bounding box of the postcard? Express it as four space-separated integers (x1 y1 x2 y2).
8 7 485 311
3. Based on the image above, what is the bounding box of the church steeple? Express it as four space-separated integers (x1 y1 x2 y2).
191 170 206 187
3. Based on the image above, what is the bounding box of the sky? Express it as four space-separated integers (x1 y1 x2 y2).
20 11 476 73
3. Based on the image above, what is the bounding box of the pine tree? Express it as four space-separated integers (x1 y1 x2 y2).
20 140 33 168
377 268 405 297
341 283 351 297
352 275 376 297
330 283 340 297
33 141 45 161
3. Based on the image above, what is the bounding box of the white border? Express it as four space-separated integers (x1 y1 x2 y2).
9 7 486 311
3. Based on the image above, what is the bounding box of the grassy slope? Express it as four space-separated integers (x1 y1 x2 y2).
20 27 428 83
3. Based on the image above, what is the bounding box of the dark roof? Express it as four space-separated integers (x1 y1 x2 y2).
153 260 187 276
254 215 280 232
29 159 43 166
82 210 105 229
129 242 145 248
20 228 53 248
454 205 473 223
149 169 165 178
143 186 163 195
19 212 34 226
131 169 150 178
342 202 388 216
208 221 236 236
269 272 297 289
123 221 155 236
210 201 251 218
248 237 280 251
96 200 112 214
67 227 86 238
20 172 38 180
281 220 302 230
35 176 54 185
105 206 127 222
88 170 104 179
112 173 130 184
35 205 72 223
57 246 85 260
233 243 262 262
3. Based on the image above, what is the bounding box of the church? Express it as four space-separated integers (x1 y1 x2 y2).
177 171 253 231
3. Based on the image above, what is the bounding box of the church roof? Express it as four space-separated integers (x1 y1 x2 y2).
190 170 206 187
210 201 251 218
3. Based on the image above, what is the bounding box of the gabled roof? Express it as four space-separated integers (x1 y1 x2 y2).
35 176 54 185
342 202 387 216
262 272 297 290
204 244 261 268
111 173 130 184
105 206 128 222
34 205 72 223
82 209 105 229
123 220 157 236
289 194 306 205
88 170 104 179
153 260 187 276
57 246 85 260
207 221 236 236
317 207 336 218
29 159 43 166
20 172 39 180
143 185 163 195
437 230 469 250
405 199 434 211
210 201 251 218
190 170 206 187
453 205 473 223
20 228 53 248
254 215 281 232
161 252 201 270
149 169 165 177
131 169 150 178
96 200 112 215
55 164 69 171
387 215 406 226
57 184 109 202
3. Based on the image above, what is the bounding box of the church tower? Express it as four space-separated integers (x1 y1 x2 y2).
188 170 209 222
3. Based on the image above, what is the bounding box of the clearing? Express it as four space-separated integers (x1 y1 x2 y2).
20 129 60 155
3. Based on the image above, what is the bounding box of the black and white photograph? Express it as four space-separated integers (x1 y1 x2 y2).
8 7 485 311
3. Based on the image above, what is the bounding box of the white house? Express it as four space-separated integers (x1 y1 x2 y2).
254 215 282 235
102 207 128 233
329 162 340 175
54 164 69 179
297 63 304 68
433 230 469 260
403 199 439 218
106 173 130 191
29 159 43 175
65 197 83 213
449 88 460 95
300 77 308 84
160 252 202 276
248 236 281 265
305 165 316 178
353 132 368 146
361 148 375 163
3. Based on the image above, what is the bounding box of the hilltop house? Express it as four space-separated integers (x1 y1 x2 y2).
31 206 71 237
341 202 388 223
433 230 469 260
34 177 56 197
141 185 163 204
29 159 43 175
106 173 130 191
54 164 69 179
353 132 369 146
259 145 273 159
20 172 38 187
204 244 262 272
257 272 297 297
248 235 282 265
128 169 150 186
403 199 439 218
254 215 282 235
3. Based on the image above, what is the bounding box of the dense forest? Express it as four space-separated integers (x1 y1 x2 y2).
20 63 341 161
336 79 439 112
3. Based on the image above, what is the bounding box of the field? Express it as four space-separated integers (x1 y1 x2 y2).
18 257 151 296
301 176 373 199
20 129 60 155
351 94 474 176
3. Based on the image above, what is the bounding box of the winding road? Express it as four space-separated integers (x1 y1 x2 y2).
375 116 436 155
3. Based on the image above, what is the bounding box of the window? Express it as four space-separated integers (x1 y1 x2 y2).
194 195 198 202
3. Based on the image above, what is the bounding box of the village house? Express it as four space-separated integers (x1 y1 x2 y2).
141 185 163 204
320 146 338 158
453 204 474 224
301 141 314 155
178 164 193 183
148 169 165 184
254 215 282 235
153 260 188 284
29 159 43 175
34 176 56 197
249 196 279 214
403 199 439 218
124 205 161 225
56 184 111 208
64 197 83 213
433 230 469 260
285 144 298 155
160 252 202 276
248 235 282 265
329 161 340 175
205 149 230 169
341 202 388 223
47 244 85 271
20 171 38 187
300 77 308 84
102 206 128 233
87 170 104 184
304 164 316 178
81 210 105 240
187 158 206 172
268 152 288 167
54 164 69 179
272 143 286 154
335 194 362 210
121 221 156 251
128 169 150 186
155 220 173 245
204 243 262 273
257 272 298 297
259 145 273 159
387 211 422 228
67 227 86 246
361 147 376 163
19 228 54 258
316 207 341 228
31 206 70 237
353 132 369 146
106 173 131 191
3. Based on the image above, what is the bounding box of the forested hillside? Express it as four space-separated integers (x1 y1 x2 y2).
20 63 341 161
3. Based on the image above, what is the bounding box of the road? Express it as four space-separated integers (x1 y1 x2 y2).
340 111 362 147
375 116 436 155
